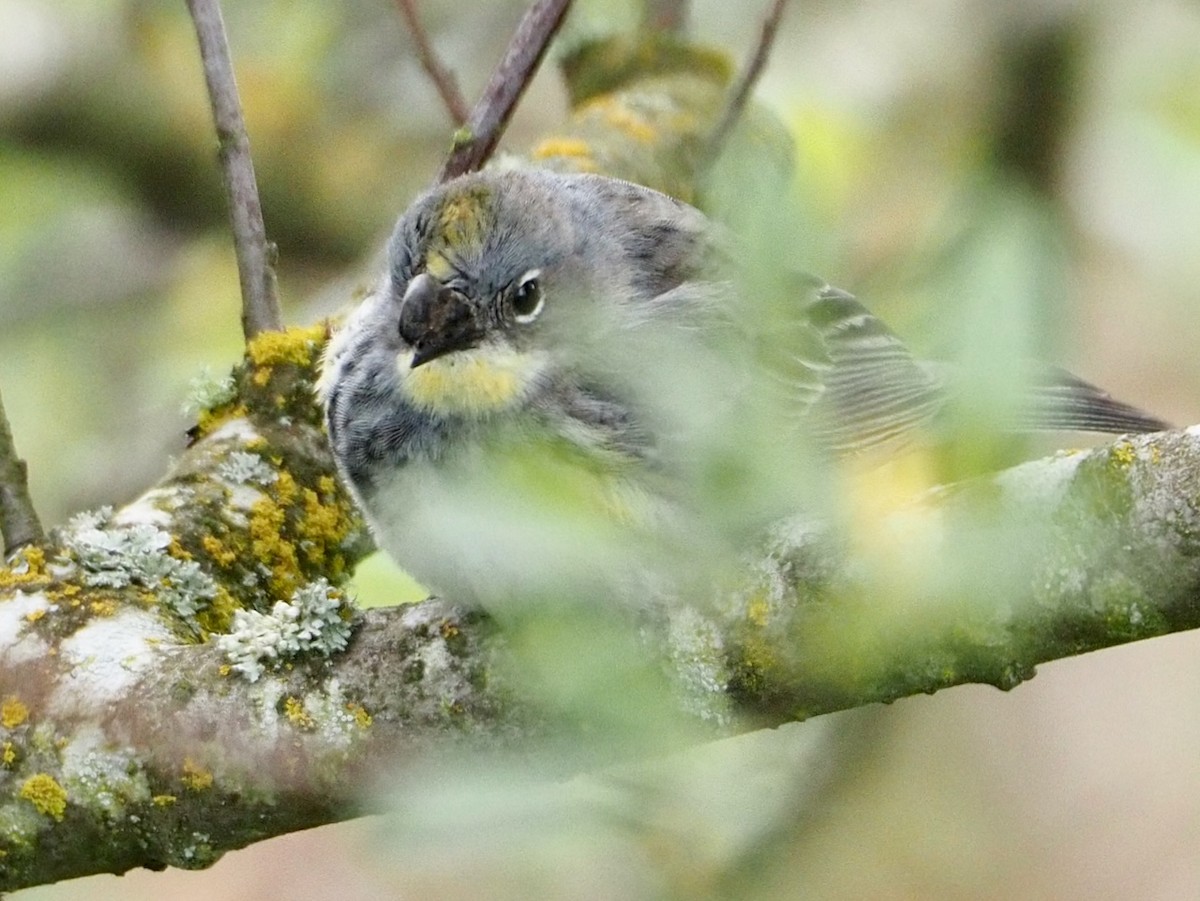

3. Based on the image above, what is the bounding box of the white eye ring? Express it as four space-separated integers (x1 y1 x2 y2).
512 269 544 324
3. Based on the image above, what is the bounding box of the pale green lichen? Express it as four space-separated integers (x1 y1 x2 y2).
217 450 278 487
182 368 237 417
217 578 353 682
664 605 732 726
61 507 217 622
60 731 150 817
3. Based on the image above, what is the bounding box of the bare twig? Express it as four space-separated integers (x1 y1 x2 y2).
0 389 44 556
185 0 283 341
395 0 470 125
439 0 574 182
642 0 689 33
703 0 790 167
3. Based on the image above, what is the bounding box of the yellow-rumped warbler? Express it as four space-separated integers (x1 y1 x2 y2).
319 169 1165 604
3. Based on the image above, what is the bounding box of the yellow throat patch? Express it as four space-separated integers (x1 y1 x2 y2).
399 345 548 416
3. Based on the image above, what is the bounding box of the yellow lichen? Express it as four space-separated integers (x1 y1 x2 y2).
1111 442 1137 468
201 534 238 568
246 325 325 369
181 757 213 792
24 608 45 624
299 489 345 565
196 402 248 437
268 470 297 507
20 774 68 821
218 663 232 677
2 741 15 766
0 545 50 589
194 585 238 636
152 794 177 806
89 599 118 617
284 696 316 731
249 496 301 598
531 137 596 160
746 594 771 628
347 702 373 729
1 697 29 729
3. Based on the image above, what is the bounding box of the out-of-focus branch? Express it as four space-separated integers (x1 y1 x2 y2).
704 0 790 168
394 0 470 126
439 0 574 181
0 389 43 556
185 0 283 341
642 0 689 33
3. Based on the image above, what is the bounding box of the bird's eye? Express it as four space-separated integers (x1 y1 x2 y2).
511 270 544 323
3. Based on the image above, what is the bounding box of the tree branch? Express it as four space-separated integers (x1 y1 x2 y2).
185 0 283 341
394 0 470 126
704 0 790 168
439 0 574 181
4 405 1199 888
0 389 43 556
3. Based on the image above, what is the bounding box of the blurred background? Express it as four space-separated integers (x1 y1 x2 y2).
4 0 1199 898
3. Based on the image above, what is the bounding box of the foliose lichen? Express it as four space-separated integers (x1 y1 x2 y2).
60 508 217 622
217 578 354 682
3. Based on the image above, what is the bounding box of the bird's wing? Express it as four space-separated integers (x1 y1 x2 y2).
775 280 946 453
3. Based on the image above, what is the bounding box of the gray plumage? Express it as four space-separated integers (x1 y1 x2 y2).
319 169 1166 602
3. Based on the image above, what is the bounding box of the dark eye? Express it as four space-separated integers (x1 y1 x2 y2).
511 269 544 323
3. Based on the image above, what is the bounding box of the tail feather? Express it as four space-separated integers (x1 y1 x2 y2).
1022 367 1169 434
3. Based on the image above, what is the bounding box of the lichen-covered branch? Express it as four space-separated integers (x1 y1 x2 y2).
439 0 574 181
185 0 283 340
4 387 1199 887
719 430 1200 723
0 389 43 556
394 0 470 125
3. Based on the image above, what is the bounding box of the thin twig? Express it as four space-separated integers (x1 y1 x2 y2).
703 0 790 168
395 0 470 126
0 389 44 556
185 0 283 341
642 0 689 33
439 0 574 182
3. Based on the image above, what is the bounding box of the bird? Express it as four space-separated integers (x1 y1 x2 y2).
318 168 1167 606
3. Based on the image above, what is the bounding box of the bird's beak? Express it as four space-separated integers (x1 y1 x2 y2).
399 273 485 368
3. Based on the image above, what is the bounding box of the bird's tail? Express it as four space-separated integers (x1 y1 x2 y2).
1019 366 1169 434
